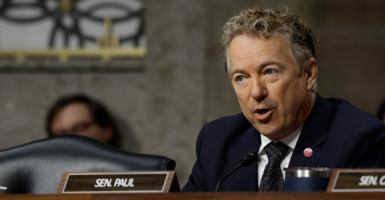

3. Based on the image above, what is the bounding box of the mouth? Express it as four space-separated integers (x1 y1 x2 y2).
257 109 270 115
254 108 273 120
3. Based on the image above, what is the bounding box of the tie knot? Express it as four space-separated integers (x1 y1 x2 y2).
264 141 290 164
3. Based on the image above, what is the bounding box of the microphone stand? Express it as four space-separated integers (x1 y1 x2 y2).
215 152 258 192
215 163 242 192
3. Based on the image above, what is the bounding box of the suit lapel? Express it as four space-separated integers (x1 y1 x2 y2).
289 94 331 167
220 126 261 191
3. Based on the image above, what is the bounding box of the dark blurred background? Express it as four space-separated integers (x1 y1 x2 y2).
0 0 384 186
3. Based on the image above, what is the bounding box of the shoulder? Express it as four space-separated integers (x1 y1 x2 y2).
326 97 381 128
196 113 253 154
324 98 385 167
203 113 251 132
198 113 252 142
324 97 385 153
183 113 255 191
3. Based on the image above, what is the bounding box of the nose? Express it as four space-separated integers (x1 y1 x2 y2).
250 78 267 101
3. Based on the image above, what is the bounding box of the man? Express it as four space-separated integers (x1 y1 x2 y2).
183 6 385 192
46 94 120 148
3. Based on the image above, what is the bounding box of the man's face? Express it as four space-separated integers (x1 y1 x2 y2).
228 34 316 140
51 102 112 143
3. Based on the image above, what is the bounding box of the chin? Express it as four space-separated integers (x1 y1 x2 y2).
259 130 279 139
255 124 275 134
254 123 282 140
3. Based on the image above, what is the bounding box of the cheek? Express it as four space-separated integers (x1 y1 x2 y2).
234 89 255 120
236 93 249 114
277 79 308 117
267 82 288 105
267 80 298 115
80 127 99 136
233 85 249 104
82 127 106 141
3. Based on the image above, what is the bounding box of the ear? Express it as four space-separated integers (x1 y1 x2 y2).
304 58 318 92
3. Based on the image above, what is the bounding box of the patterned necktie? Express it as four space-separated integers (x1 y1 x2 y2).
259 141 290 192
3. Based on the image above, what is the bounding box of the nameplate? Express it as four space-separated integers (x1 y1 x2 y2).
57 171 180 193
327 169 385 192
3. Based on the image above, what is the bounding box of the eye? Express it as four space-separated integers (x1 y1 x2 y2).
235 76 246 82
266 69 277 75
72 122 93 134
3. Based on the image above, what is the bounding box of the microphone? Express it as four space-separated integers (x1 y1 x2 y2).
215 152 258 192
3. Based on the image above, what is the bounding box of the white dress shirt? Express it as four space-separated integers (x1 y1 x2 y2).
257 125 303 187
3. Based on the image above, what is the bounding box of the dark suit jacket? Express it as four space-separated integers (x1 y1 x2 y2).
183 94 385 192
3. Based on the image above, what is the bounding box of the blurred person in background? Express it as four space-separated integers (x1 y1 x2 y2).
46 94 120 148
377 100 385 123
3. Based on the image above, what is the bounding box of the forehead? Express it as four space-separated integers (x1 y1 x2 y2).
228 34 294 71
51 102 93 130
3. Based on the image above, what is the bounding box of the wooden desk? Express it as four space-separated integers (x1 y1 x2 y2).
0 192 384 200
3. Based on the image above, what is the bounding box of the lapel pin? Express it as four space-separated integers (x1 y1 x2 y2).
303 148 313 157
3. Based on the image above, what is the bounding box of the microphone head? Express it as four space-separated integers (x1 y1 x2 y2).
240 152 258 166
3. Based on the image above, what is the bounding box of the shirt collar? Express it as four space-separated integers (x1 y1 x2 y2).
258 124 303 154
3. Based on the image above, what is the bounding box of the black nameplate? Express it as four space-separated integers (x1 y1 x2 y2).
328 169 385 192
57 171 179 193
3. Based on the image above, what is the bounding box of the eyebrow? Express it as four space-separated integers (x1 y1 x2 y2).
229 61 285 76
229 69 247 76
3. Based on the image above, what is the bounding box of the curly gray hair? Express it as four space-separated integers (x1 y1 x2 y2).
221 6 318 92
